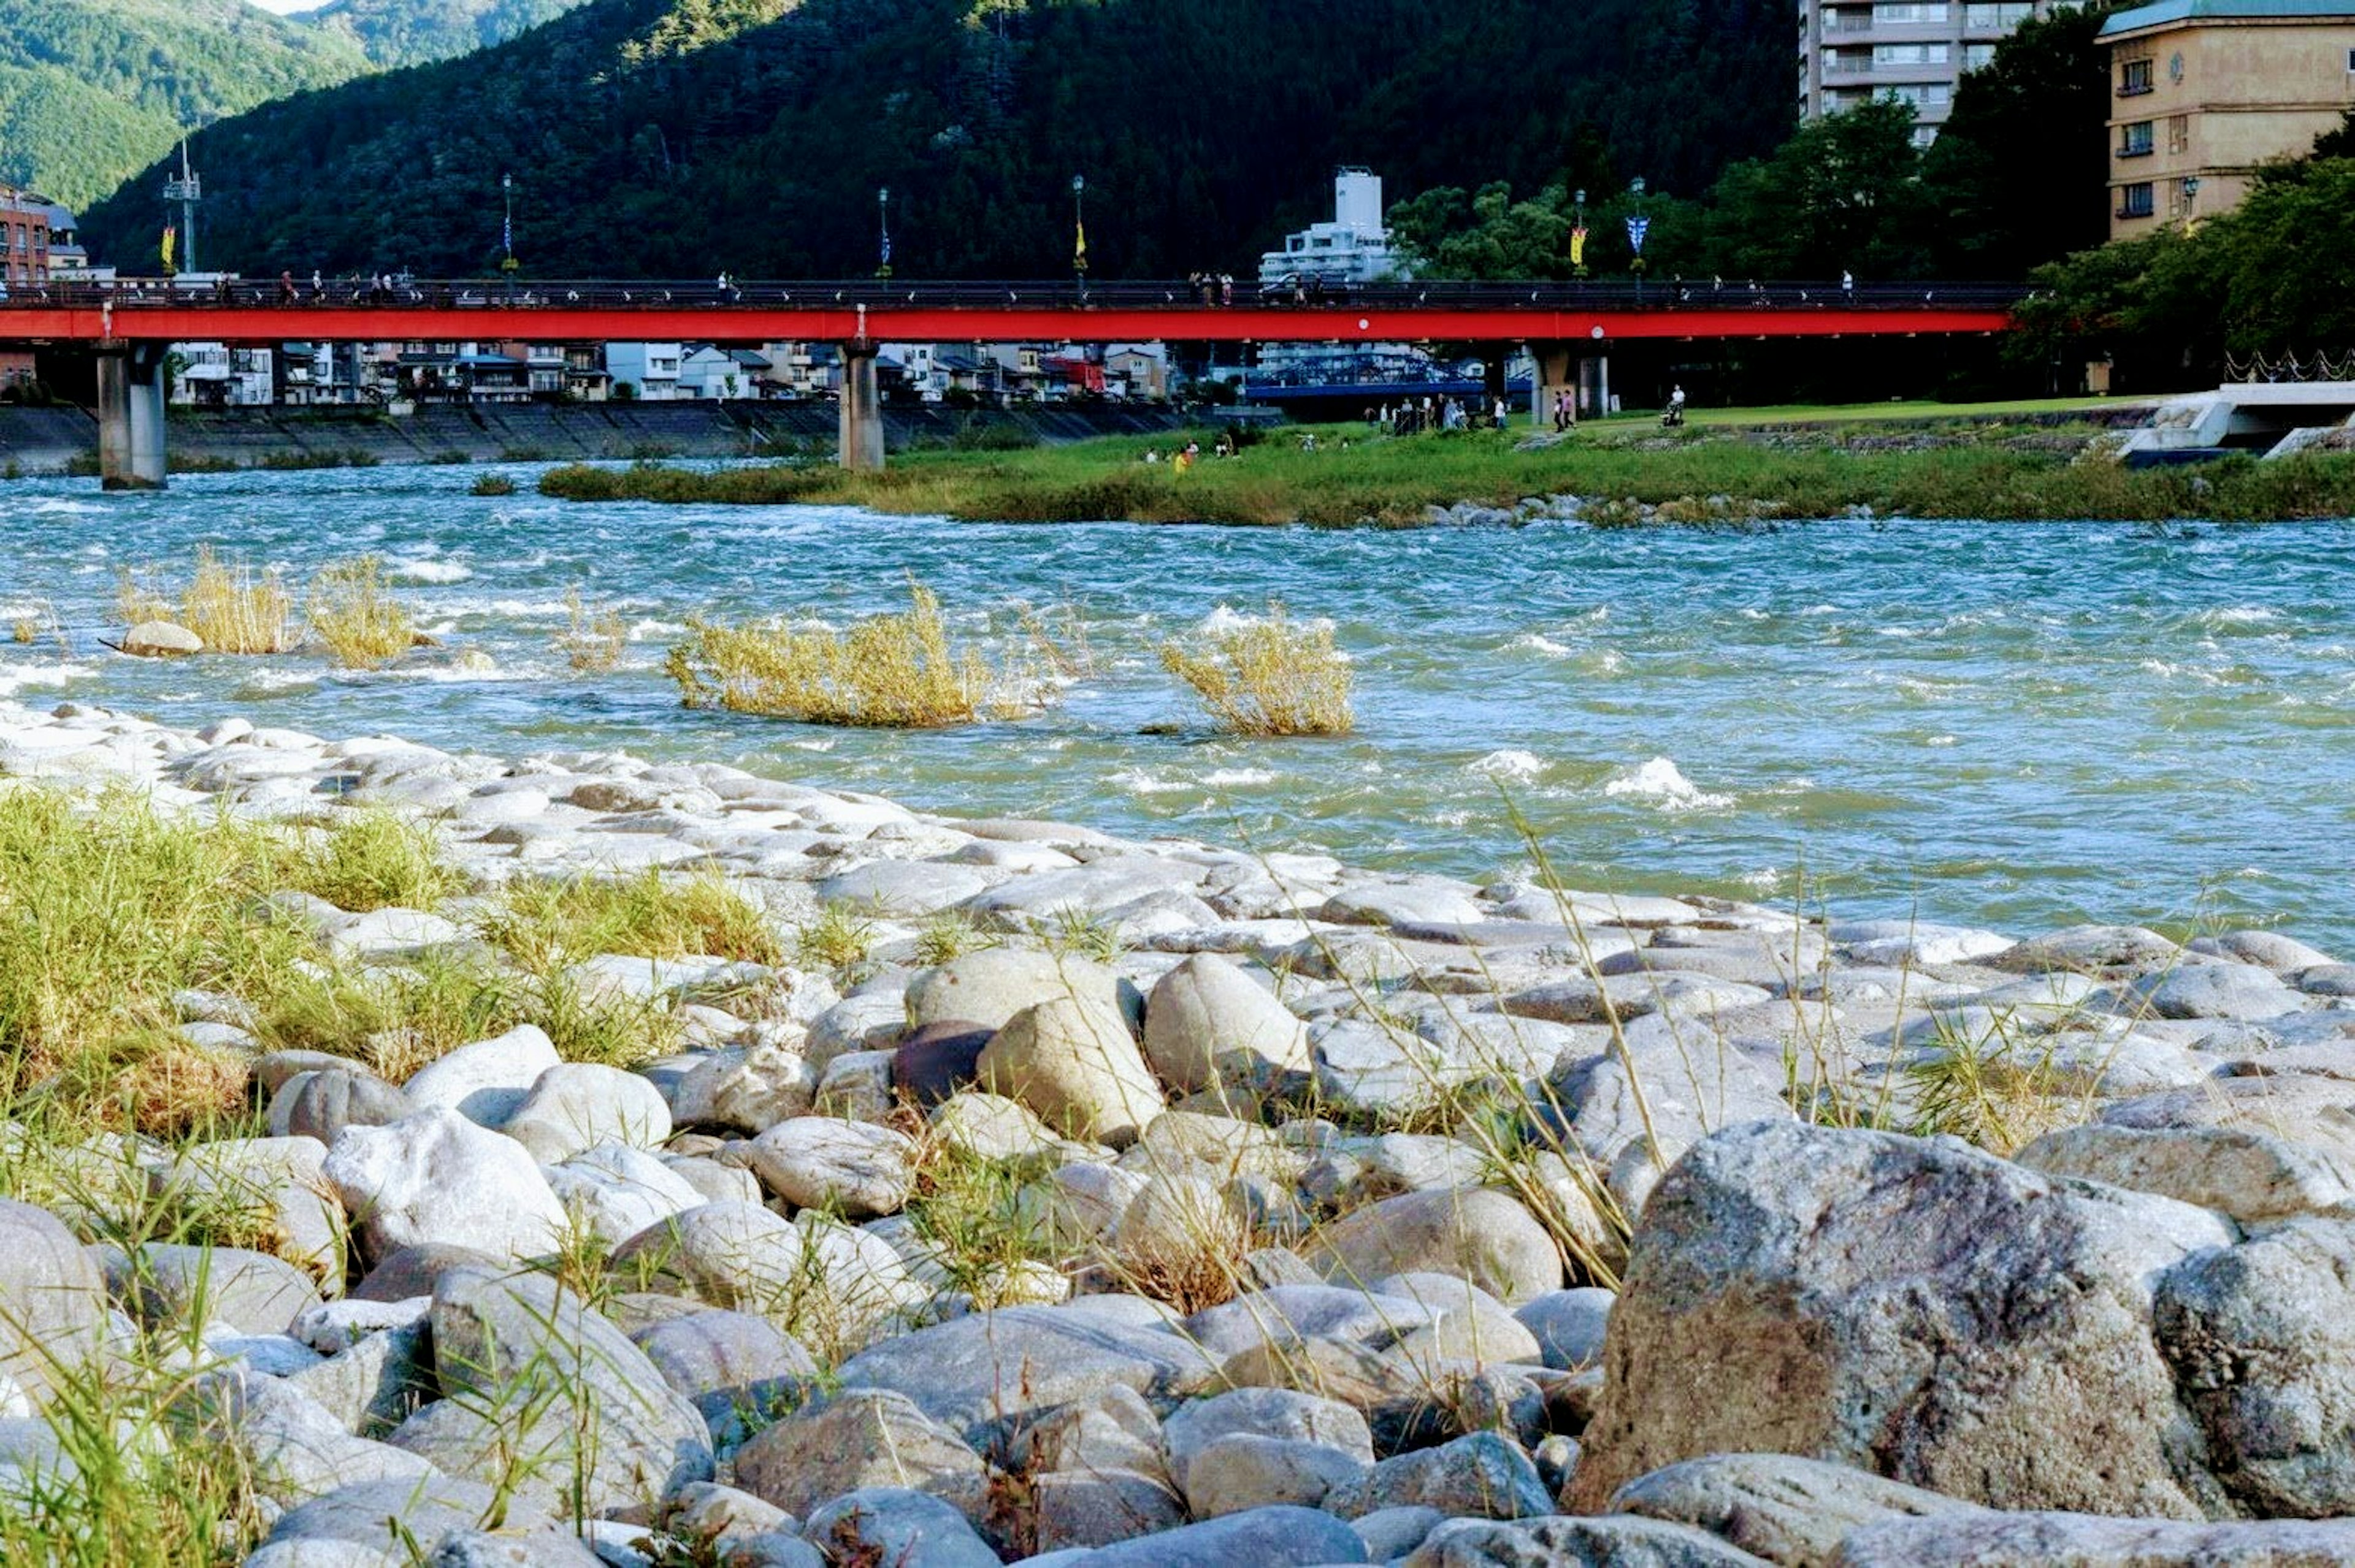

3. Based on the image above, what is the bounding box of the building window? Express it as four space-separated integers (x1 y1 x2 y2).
1874 3 1951 21
2119 58 2154 95
1964 42 1996 67
2167 114 2189 153
1880 82 1952 107
1963 2 2033 25
1875 41 1951 64
2118 121 2154 156
2118 182 2155 218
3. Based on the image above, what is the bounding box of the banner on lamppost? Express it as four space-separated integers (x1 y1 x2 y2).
1569 225 1587 268
1624 215 1650 258
160 226 177 274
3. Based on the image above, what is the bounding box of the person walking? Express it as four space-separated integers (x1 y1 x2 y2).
1219 273 1233 307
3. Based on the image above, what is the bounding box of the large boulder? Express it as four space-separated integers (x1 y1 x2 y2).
388 1264 711 1517
321 1109 569 1264
1141 954 1312 1097
1303 1187 1563 1306
1836 1513 2355 1567
2154 1216 2355 1518
499 1062 672 1163
1611 1454 1987 1567
979 994 1166 1149
907 949 1126 1033
0 1199 110 1404
2018 1123 2355 1226
745 1116 916 1218
400 1025 561 1125
1568 1122 2236 1518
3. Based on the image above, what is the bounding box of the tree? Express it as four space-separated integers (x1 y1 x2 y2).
1918 2 2122 277
1701 98 1931 278
2311 109 2355 161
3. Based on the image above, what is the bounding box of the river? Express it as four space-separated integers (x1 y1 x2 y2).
4 464 2351 949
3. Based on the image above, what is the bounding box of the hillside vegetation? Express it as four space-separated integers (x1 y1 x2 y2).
0 0 367 210
80 0 1794 278
297 0 595 66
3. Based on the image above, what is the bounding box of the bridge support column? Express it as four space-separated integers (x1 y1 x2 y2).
96 343 169 491
837 345 884 472
1579 355 1611 421
1531 342 1574 430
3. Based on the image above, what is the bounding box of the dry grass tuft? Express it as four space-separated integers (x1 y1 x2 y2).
112 548 294 654
556 587 629 673
1160 603 1354 736
305 556 415 669
663 583 1033 728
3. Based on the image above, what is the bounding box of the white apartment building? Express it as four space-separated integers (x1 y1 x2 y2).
1797 0 2056 142
605 342 684 400
1258 168 1407 286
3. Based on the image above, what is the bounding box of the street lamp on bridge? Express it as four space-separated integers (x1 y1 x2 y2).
878 187 893 279
1072 174 1088 305
500 173 518 303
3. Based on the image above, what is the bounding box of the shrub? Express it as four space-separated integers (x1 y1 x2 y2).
1160 603 1354 736
470 474 518 497
663 583 1030 727
180 546 294 654
305 556 414 669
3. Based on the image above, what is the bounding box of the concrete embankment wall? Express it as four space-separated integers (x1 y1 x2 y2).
0 402 1194 475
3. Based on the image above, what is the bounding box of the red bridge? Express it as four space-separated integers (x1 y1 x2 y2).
0 277 2021 488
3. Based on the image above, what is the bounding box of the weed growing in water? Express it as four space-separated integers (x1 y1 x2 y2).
664 583 1034 728
797 903 878 981
556 587 629 673
305 555 415 669
111 547 294 654
1160 602 1354 736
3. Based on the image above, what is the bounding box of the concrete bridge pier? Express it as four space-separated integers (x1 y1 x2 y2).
1530 342 1606 429
837 344 884 472
96 342 169 491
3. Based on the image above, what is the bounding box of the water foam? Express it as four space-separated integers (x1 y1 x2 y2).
1602 757 1734 811
1468 748 1546 782
387 559 474 585
1511 633 1574 659
0 660 93 699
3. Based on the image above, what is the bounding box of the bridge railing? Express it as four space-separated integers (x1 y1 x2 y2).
0 277 2028 315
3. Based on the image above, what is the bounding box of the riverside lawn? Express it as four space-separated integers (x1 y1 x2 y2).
538 419 2355 526
6 697 2355 1564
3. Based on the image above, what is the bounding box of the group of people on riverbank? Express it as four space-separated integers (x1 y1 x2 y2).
1371 396 1508 435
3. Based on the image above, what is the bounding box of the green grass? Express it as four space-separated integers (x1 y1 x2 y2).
543 420 2355 526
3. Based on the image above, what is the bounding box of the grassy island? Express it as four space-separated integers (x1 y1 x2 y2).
537 412 2355 526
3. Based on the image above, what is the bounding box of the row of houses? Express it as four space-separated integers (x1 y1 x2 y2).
0 186 91 391
169 336 1174 408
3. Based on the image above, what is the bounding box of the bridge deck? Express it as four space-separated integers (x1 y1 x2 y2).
0 278 2020 346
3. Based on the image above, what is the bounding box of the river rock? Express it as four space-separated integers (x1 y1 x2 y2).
733 1388 984 1519
1033 1466 1189 1551
1110 1171 1249 1297
1514 1287 1615 1371
802 1488 1000 1568
1992 924 2181 978
391 1264 711 1516
258 1475 542 1559
979 994 1166 1148
908 948 1127 1032
1142 954 1314 1096
1836 1513 2355 1567
630 1307 815 1448
1182 1432 1369 1516
115 1243 321 1336
500 1062 672 1162
1369 1271 1545 1369
668 1042 818 1133
745 1116 916 1217
119 620 203 657
832 1301 1216 1445
2018 1123 2355 1225
1163 1386 1375 1493
1076 1504 1371 1567
1406 1513 1771 1567
1568 1120 2237 1518
545 1141 706 1243
280 1069 412 1145
1612 1453 1988 1566
2132 962 2306 1022
1304 1187 1562 1306
400 1024 561 1125
322 1108 569 1263
892 1021 995 1107
2154 1215 2355 1517
929 1090 1066 1162
1325 1431 1553 1520
153 1134 345 1290
1017 1382 1168 1478
2194 929 2341 974
0 1200 109 1404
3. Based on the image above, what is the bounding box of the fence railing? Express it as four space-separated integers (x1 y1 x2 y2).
0 277 2030 316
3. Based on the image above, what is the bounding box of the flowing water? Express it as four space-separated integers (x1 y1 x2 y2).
4 464 2352 947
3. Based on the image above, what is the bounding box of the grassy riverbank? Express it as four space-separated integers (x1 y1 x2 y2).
538 420 2355 525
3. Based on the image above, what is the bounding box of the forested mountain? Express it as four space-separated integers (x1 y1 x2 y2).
295 0 595 67
0 0 368 210
79 0 1794 280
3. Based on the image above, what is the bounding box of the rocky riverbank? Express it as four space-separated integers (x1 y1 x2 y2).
3 696 2354 1566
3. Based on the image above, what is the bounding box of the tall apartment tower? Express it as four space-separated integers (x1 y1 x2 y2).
1798 0 2058 142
